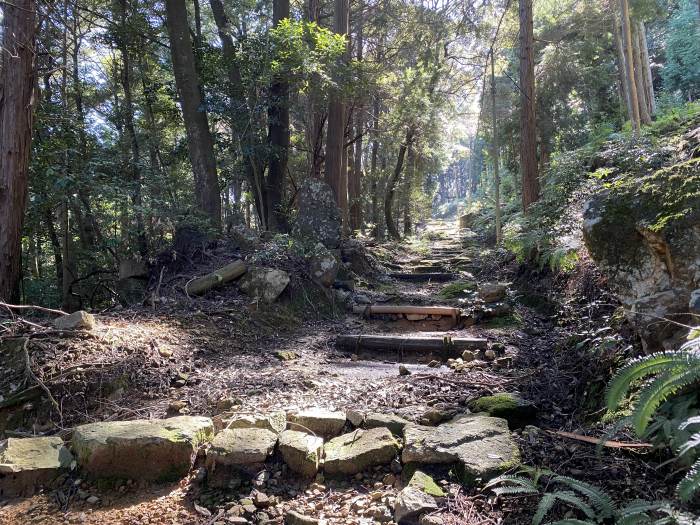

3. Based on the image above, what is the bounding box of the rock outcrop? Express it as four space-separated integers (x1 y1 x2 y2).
583 158 700 350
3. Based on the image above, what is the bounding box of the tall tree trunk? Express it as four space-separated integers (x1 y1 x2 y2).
0 0 37 301
348 3 364 233
44 207 63 290
402 143 414 236
490 52 502 244
325 0 349 223
209 0 265 228
384 129 413 240
631 22 652 125
620 0 641 135
266 0 290 232
165 0 221 228
614 21 634 122
638 22 656 115
519 0 538 212
306 0 324 179
116 0 147 255
369 96 380 237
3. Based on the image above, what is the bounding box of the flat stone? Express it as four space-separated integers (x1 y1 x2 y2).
394 486 438 524
54 310 96 330
0 437 74 497
207 428 277 466
347 409 365 427
467 393 536 429
324 427 400 475
72 416 213 481
285 510 319 525
364 413 410 435
287 409 346 438
226 412 287 434
402 415 519 484
206 428 278 488
278 430 323 478
407 470 444 497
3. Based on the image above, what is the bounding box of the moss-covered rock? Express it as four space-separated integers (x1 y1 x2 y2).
324 427 399 475
468 393 536 429
583 157 700 349
72 416 213 482
438 281 477 299
0 437 74 497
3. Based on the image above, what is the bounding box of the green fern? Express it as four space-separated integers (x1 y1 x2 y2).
606 335 700 501
487 468 668 524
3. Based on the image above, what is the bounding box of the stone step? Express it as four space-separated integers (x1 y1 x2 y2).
72 416 214 482
0 436 73 497
389 273 457 282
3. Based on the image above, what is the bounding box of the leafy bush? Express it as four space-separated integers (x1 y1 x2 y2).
486 466 672 524
606 335 700 501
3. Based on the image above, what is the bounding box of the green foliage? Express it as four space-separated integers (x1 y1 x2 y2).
486 467 671 524
662 0 700 100
438 280 477 299
606 335 700 501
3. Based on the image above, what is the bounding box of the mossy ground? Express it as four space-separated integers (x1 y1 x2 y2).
439 280 477 299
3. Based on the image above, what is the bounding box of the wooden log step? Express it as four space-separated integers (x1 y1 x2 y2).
411 265 448 273
352 305 460 318
389 272 457 282
336 334 488 353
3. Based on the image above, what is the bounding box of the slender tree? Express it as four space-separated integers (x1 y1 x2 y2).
325 0 350 221
620 0 641 134
0 0 37 300
490 52 502 244
164 0 221 228
267 0 291 232
519 0 539 211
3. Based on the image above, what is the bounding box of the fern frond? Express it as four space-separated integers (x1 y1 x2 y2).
492 485 539 497
679 416 700 430
631 366 700 435
615 499 663 524
551 476 615 518
485 474 538 493
533 493 557 525
606 352 700 412
549 491 596 519
678 431 700 457
677 458 700 502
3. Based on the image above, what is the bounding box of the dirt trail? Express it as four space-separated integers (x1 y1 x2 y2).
0 219 671 524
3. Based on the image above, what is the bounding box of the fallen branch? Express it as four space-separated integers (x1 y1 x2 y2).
0 301 67 316
185 260 247 296
21 338 62 422
547 430 652 449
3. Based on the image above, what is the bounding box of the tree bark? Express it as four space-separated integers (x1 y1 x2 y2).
266 0 291 233
619 0 641 135
631 22 652 125
384 129 413 240
165 0 221 228
613 21 633 122
0 0 37 301
325 0 349 222
348 4 364 233
638 21 656 116
369 95 380 237
402 143 414 236
519 0 538 212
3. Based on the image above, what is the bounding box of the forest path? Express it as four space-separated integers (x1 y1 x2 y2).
1 220 573 525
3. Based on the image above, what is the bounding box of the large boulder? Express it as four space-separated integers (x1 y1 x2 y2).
402 415 519 484
582 159 700 350
277 430 323 478
324 427 400 475
287 408 346 438
72 416 213 481
477 283 507 303
293 179 342 249
0 437 74 497
239 267 290 303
